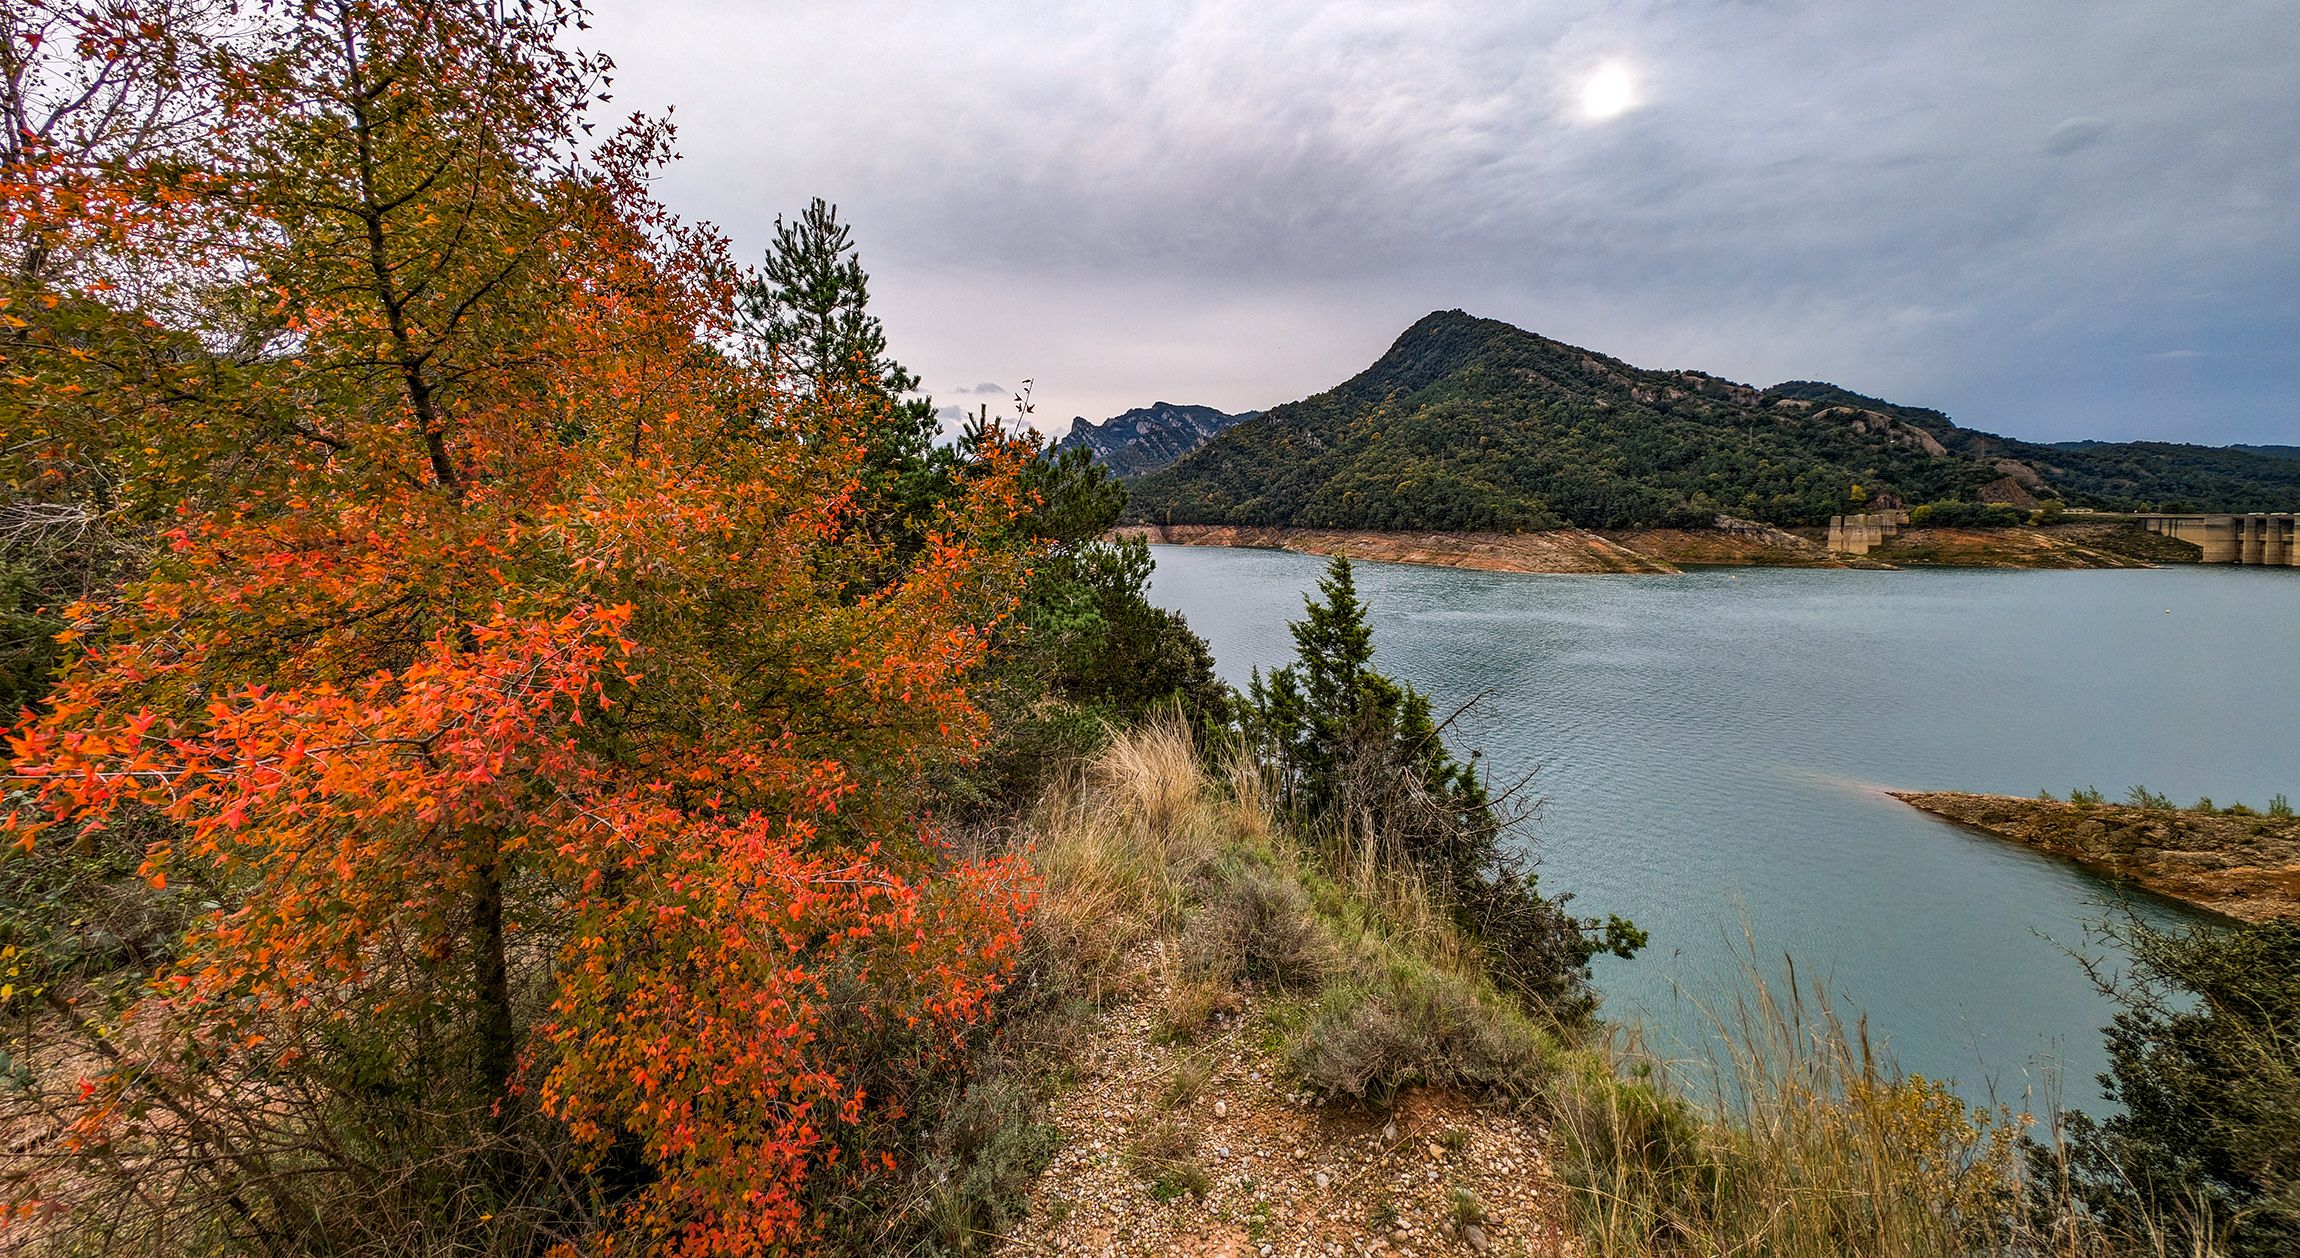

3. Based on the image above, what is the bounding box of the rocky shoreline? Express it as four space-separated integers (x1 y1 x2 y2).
1115 522 2185 575
1891 791 2300 922
1112 524 1684 573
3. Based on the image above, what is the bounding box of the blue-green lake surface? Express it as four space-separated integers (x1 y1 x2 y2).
1146 546 2300 1109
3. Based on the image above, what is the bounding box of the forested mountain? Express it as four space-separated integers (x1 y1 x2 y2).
1767 383 2300 515
1125 311 2300 530
1053 401 1256 477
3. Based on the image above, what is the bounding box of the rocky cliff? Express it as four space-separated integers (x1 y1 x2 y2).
1054 402 1256 478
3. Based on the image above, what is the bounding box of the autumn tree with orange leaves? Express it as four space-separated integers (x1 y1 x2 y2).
2 2 1039 1252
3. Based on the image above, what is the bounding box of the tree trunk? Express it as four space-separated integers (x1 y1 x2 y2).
471 836 515 1103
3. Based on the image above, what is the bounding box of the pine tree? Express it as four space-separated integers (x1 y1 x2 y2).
742 197 937 469
745 200 901 390
740 199 947 570
1248 557 1642 1016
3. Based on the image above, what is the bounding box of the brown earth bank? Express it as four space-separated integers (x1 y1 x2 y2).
1111 524 1679 574
1114 523 2183 574
1863 523 2187 569
1606 523 1846 568
1889 791 2300 922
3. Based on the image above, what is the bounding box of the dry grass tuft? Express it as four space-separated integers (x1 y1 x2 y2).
1180 856 1337 991
1089 718 1208 850
1546 936 2151 1257
1153 976 1244 1044
1288 961 1550 1103
1124 1114 1209 1202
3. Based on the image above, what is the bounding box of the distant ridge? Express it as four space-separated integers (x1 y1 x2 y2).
1123 310 2300 530
1054 401 1257 478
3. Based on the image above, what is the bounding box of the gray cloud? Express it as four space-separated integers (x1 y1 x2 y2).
591 1 2300 443
2045 116 2111 155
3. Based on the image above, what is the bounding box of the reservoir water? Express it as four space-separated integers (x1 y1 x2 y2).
1146 546 2300 1110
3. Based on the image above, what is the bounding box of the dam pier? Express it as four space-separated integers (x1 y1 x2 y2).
2136 513 2299 566
1825 510 2299 564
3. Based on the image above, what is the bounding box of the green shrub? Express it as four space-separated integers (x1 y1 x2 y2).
2037 919 2300 1258
1908 500 2025 528
1286 960 1549 1102
1182 855 1338 991
912 1071 1063 1256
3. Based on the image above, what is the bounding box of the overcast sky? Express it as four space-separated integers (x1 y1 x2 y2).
588 1 2298 444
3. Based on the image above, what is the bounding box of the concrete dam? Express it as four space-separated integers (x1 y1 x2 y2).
2136 513 2300 566
1824 510 2299 564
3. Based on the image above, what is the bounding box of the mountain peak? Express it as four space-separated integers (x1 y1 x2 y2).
1342 310 1528 399
1052 402 1258 478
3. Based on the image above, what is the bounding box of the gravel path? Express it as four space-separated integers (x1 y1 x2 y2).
997 966 1578 1258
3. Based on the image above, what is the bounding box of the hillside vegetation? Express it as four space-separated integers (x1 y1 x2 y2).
1126 311 2300 530
1769 383 2300 515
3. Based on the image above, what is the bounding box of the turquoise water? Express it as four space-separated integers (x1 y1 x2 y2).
1146 546 2300 1108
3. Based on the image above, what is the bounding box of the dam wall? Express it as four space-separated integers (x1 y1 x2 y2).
2137 513 2298 566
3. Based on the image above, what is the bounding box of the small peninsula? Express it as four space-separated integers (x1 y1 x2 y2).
1892 791 2300 921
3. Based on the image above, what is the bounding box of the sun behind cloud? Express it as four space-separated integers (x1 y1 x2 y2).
1577 61 1639 122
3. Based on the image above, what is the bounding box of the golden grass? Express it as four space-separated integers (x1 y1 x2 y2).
1545 936 2178 1258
